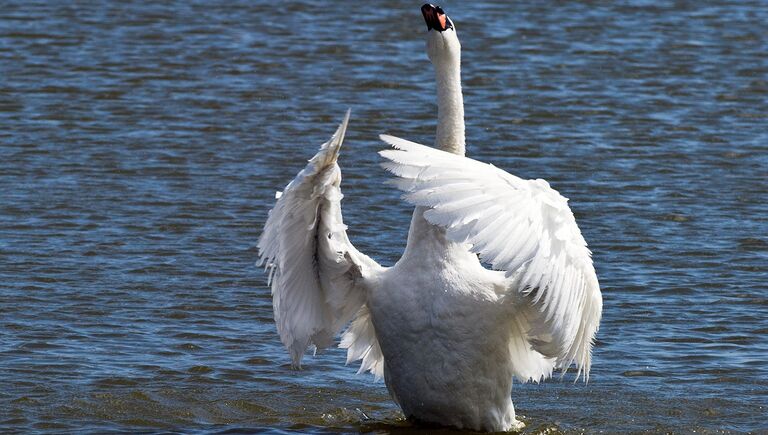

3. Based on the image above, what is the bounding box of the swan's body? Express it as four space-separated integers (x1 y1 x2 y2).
372 213 522 430
259 5 601 432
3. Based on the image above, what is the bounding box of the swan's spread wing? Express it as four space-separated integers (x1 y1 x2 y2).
258 111 384 377
379 134 602 381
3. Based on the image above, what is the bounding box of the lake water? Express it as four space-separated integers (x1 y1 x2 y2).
1 1 766 433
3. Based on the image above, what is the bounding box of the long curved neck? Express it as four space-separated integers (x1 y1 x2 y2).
399 32 469 266
434 56 465 156
400 52 469 265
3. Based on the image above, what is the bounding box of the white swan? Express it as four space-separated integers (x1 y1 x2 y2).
258 4 602 432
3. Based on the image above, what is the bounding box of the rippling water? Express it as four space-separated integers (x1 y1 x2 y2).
1 1 766 433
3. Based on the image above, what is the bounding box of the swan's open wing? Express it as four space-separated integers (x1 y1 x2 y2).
379 134 602 381
258 111 384 376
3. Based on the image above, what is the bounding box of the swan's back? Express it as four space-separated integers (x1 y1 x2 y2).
366 208 554 431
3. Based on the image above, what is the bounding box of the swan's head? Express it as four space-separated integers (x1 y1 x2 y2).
421 4 460 66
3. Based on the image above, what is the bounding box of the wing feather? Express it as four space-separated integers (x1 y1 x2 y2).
258 111 385 375
379 134 602 381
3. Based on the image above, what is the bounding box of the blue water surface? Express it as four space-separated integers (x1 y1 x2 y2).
1 1 766 433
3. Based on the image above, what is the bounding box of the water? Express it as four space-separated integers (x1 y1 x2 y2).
1 0 766 433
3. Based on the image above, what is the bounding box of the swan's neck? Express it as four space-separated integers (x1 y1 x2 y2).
435 57 465 156
400 35 469 266
401 206 477 265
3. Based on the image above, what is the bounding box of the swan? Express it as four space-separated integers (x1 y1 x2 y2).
258 4 602 432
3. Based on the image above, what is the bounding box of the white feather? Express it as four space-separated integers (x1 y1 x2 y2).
379 134 602 381
258 111 385 372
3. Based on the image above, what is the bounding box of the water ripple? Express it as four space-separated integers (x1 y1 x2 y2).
1 0 766 433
